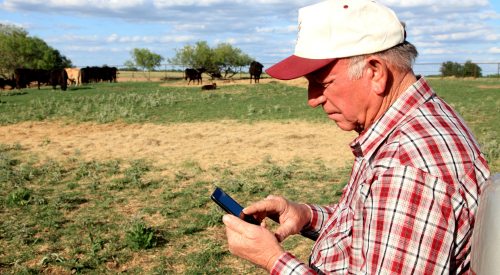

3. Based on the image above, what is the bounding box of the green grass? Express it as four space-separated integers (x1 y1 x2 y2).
0 144 343 274
0 78 498 273
0 81 322 124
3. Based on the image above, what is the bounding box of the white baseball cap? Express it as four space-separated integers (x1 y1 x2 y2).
266 0 405 80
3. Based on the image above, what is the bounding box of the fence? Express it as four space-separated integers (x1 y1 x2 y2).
112 62 500 81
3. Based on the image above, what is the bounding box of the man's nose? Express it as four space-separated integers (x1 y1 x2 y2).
307 85 326 108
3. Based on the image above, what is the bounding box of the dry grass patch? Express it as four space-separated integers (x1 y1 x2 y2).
0 120 355 173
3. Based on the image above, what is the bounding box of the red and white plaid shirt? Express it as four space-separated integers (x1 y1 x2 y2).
271 77 490 274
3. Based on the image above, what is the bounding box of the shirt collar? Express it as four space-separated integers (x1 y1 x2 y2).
350 76 435 159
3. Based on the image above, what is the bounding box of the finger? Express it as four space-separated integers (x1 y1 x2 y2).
274 225 294 242
222 214 248 235
260 219 267 228
274 232 284 243
242 198 279 216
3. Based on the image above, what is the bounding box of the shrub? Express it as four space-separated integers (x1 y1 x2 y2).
125 220 156 250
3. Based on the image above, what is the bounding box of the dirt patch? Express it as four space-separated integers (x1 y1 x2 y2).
0 121 356 171
477 85 500 89
117 75 309 88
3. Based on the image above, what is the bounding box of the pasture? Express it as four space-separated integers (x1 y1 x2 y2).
0 77 499 274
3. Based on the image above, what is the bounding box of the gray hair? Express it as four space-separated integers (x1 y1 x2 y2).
347 41 419 80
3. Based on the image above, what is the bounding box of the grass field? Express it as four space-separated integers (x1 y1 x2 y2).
0 78 498 274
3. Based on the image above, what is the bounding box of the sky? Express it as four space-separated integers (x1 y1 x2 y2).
1 0 500 75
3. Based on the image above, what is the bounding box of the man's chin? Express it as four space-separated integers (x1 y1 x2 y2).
333 121 356 132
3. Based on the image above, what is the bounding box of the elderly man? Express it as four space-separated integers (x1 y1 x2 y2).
222 0 490 274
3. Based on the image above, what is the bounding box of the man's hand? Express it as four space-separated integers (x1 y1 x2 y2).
243 195 311 242
223 214 284 271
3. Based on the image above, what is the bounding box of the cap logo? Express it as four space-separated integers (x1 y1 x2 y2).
296 21 302 45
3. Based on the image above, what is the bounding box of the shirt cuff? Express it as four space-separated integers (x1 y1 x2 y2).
299 204 327 240
270 252 312 275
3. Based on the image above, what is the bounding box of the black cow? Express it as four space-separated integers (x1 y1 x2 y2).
14 68 50 89
14 68 68 91
185 67 205 85
201 83 217 90
249 61 264 84
0 77 16 90
81 66 118 84
49 69 68 91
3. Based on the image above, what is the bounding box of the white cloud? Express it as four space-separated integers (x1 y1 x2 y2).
174 24 207 32
420 48 454 55
381 0 488 9
255 25 295 34
153 0 223 8
480 11 500 20
65 45 109 53
489 47 500 54
3 0 145 9
45 34 99 43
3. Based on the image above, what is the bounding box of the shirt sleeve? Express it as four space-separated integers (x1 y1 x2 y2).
361 166 459 274
270 252 318 275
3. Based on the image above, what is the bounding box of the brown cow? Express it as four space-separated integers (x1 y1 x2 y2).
65 68 81 86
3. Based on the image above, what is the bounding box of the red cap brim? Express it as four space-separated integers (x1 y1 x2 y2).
265 55 336 80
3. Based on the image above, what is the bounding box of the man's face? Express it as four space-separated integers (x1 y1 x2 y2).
305 59 371 133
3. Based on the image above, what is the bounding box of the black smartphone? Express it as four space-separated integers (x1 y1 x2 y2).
211 187 259 225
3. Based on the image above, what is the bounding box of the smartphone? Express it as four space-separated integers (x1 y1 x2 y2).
211 187 259 225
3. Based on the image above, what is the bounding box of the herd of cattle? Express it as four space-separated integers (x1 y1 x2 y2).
0 61 265 91
0 66 118 91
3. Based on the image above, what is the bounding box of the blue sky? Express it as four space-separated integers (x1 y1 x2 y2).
1 0 499 75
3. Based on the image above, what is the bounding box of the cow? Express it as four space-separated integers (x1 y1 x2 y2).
65 68 81 86
184 67 205 85
100 66 118 83
80 66 118 84
201 83 217 90
249 61 264 84
0 77 16 90
14 68 50 89
14 68 68 91
49 69 68 91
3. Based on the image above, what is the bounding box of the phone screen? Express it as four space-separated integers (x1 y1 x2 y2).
211 187 259 225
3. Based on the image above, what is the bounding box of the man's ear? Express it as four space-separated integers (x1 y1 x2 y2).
365 57 387 96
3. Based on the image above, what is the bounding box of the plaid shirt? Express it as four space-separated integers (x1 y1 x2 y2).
271 77 490 274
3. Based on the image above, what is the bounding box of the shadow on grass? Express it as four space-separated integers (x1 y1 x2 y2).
67 86 93 91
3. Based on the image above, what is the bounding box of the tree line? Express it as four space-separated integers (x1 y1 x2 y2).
440 60 483 78
125 41 253 80
0 24 72 79
0 24 253 81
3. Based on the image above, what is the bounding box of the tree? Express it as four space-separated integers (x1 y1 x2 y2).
440 61 463 77
463 60 482 78
0 24 72 78
123 60 138 71
212 43 252 78
170 41 253 79
127 48 164 80
169 41 212 69
440 60 482 78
